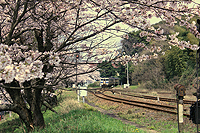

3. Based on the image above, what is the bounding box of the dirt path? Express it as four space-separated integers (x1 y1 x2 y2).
85 99 158 133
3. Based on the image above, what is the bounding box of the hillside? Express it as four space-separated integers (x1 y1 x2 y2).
121 20 199 90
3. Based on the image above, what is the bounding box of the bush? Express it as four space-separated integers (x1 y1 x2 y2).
142 80 156 90
88 81 100 87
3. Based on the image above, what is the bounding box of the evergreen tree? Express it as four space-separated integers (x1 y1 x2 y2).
98 61 127 84
163 46 191 80
98 61 117 77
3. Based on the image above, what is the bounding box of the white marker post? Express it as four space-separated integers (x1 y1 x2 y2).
79 86 87 103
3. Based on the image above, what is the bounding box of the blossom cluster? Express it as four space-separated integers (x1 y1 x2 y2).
45 52 61 66
116 49 162 66
0 44 61 84
169 32 199 50
138 27 166 43
179 19 200 39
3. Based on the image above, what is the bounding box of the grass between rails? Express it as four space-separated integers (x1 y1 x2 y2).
0 90 146 133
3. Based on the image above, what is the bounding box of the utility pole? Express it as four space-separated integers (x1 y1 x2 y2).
75 50 79 87
127 61 129 86
75 50 80 102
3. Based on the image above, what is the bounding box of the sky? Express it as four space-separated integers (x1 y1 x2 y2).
106 16 161 49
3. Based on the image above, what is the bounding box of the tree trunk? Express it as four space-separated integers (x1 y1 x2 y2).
31 88 45 129
23 80 46 130
4 81 46 131
15 106 33 132
5 87 33 132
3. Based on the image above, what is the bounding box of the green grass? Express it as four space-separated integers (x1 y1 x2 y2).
0 112 21 133
119 111 197 133
0 90 146 133
129 85 139 90
31 109 145 133
120 113 179 132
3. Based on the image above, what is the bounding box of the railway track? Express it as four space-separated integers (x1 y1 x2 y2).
92 91 190 117
97 88 196 104
113 91 195 104
88 88 195 104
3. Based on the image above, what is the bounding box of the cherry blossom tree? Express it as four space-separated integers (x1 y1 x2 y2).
0 0 200 131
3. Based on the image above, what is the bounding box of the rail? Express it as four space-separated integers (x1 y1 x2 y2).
91 90 190 117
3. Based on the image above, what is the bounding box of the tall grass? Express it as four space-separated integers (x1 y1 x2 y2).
1 90 146 133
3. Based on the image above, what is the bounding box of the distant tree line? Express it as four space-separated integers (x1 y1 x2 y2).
129 21 198 89
98 20 199 90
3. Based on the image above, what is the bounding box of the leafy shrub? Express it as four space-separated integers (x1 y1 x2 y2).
88 81 100 87
142 80 156 90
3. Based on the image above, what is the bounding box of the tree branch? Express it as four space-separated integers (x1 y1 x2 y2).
42 102 58 114
56 19 121 52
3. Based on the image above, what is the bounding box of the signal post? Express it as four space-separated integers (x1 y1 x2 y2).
174 84 186 133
